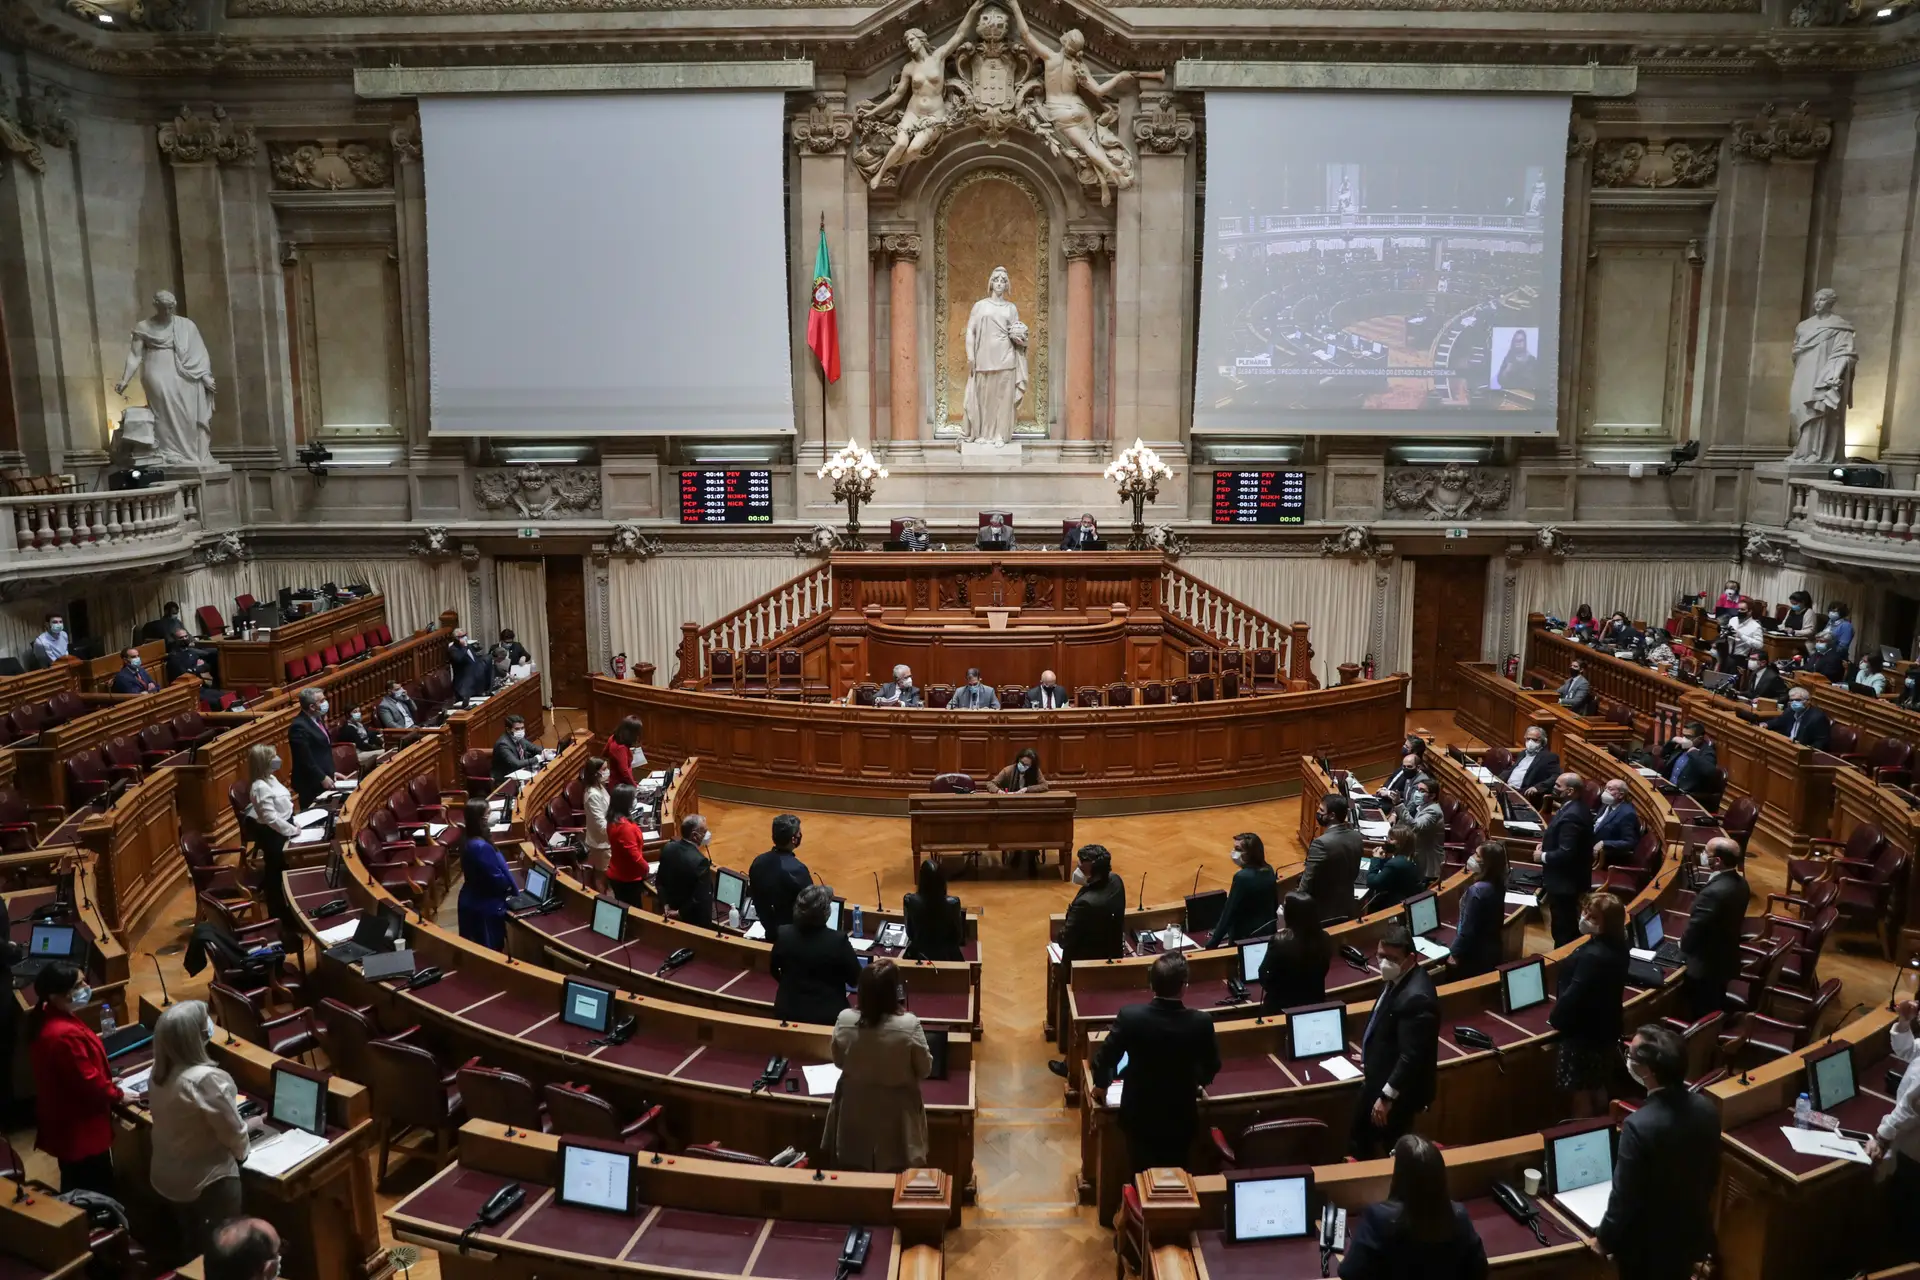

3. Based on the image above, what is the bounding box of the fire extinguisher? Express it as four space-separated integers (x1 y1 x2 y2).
1503 653 1520 680
1362 653 1376 681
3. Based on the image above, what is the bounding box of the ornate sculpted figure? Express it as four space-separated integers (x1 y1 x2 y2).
115 290 218 467
1006 0 1155 205
962 266 1029 446
856 0 986 190
1786 288 1856 465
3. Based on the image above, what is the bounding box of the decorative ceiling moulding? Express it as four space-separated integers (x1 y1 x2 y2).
1591 136 1721 187
352 61 816 97
1171 61 1641 94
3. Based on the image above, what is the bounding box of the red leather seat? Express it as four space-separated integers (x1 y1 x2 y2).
102 735 144 781
65 749 115 805
136 722 178 767
541 1083 662 1150
460 749 493 796
171 709 216 747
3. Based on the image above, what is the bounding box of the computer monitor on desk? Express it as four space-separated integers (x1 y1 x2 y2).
1224 1169 1313 1243
561 978 616 1036
1285 1002 1346 1061
270 1063 329 1137
714 868 747 920
558 1138 637 1214
1804 1041 1857 1113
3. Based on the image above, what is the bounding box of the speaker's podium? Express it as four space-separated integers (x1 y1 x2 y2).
908 788 1077 879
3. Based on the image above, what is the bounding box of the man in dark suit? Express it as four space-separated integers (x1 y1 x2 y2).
1808 638 1848 683
110 647 159 695
1540 772 1596 947
147 601 221 684
1501 726 1561 803
655 814 715 925
1026 670 1069 710
1598 1024 1721 1280
490 713 542 785
873 664 925 709
976 513 1015 549
1680 836 1750 1018
1663 721 1718 802
1592 778 1643 865
1375 753 1432 804
1298 794 1364 924
1745 656 1790 703
287 687 336 806
164 634 213 687
498 629 532 667
1059 514 1101 550
747 813 812 936
449 630 490 701
1090 952 1221 1173
1351 925 1439 1158
140 600 191 644
1764 688 1832 751
1048 844 1127 1078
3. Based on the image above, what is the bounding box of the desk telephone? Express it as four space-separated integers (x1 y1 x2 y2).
404 967 443 990
459 1181 525 1253
313 899 348 919
1317 1204 1348 1276
1492 1180 1549 1247
1222 973 1248 1004
749 1056 790 1093
656 947 696 977
1454 1026 1497 1052
1340 944 1369 970
833 1227 873 1280
591 1015 637 1048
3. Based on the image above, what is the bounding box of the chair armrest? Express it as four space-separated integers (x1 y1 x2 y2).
1764 893 1810 916
621 1104 666 1142
1741 1012 1804 1036
1831 858 1878 875
260 1009 315 1036
1209 1127 1236 1165
1764 915 1813 938
1763 986 1817 1018
1875 768 1913 787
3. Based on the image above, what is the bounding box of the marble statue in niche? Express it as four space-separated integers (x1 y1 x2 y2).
858 0 987 191
115 290 218 467
1786 288 1857 465
962 265 1030 446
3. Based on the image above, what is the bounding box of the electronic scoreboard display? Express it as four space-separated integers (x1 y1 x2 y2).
678 470 773 524
1211 471 1306 525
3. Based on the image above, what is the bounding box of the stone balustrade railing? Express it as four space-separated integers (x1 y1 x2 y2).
1786 478 1919 544
0 481 203 566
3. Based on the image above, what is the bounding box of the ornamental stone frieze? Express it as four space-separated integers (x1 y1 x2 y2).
790 95 854 154
390 115 421 162
158 106 258 165
1131 95 1196 155
1592 137 1719 188
1384 463 1513 521
65 0 198 29
269 139 393 190
872 232 922 262
1728 102 1833 162
473 465 602 519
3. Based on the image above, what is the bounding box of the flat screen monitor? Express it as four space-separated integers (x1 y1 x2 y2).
1805 1042 1858 1113
270 1064 327 1137
561 978 615 1034
1548 1121 1615 1194
1500 958 1548 1014
826 897 846 932
1285 1003 1346 1060
1184 890 1227 939
1239 939 1269 985
1405 892 1440 938
677 469 774 524
1635 906 1665 950
27 924 76 959
715 869 747 914
523 864 551 903
591 896 625 942
1225 1169 1312 1243
1210 471 1307 526
558 1139 637 1213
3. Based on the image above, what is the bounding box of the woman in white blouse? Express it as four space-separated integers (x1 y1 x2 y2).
246 743 299 925
146 1000 260 1256
580 756 612 893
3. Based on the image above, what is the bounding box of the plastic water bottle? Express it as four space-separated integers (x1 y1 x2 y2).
99 1003 117 1037
1794 1092 1812 1129
850 905 864 939
728 905 742 930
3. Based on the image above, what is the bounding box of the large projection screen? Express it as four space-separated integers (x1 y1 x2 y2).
421 93 793 436
1194 92 1569 436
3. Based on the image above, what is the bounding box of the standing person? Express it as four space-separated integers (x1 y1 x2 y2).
28 962 121 1195
491 714 542 785
824 959 932 1172
903 858 965 962
605 715 646 788
1680 837 1750 1018
449 629 489 700
1540 772 1595 948
1398 780 1445 881
1597 1025 1721 1280
1867 997 1920 1247
654 814 714 925
1822 600 1855 659
1713 579 1743 618
1550 892 1631 1117
1338 1135 1489 1280
1259 892 1334 1013
604 784 652 909
1351 926 1439 1158
1047 844 1127 1078
987 748 1049 793
287 688 335 807
771 885 861 1026
1089 953 1221 1173
457 797 518 949
1663 722 1718 800
146 1000 258 1258
244 744 299 928
748 814 811 935
1207 832 1278 947
579 757 612 893
1448 841 1508 979
1780 590 1817 638
498 628 531 667
1299 794 1364 924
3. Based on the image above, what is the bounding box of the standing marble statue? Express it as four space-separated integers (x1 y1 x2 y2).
114 290 218 467
858 0 986 190
1786 288 1856 465
962 265 1029 446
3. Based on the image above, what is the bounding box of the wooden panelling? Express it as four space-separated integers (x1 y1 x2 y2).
445 672 544 765
0 661 83 718
1683 693 1839 858
208 593 388 690
78 762 184 935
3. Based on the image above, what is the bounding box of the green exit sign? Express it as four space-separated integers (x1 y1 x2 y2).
518 527 540 539
1445 527 1469 539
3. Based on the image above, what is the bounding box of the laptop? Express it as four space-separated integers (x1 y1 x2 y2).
1224 1168 1313 1244
360 948 416 981
12 922 80 984
1636 906 1685 967
1701 669 1740 693
324 905 402 964
558 1138 637 1214
1544 1119 1616 1232
1499 958 1549 1016
270 1063 330 1137
506 862 555 913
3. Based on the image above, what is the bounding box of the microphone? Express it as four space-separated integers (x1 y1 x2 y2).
145 952 171 1006
6 1139 28 1203
1136 872 1146 911
1190 864 1203 898
872 872 883 912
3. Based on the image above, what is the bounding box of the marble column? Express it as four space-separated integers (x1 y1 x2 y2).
1063 231 1105 445
1871 111 1920 468
390 114 434 455
1558 118 1597 458
1116 94 1198 451
875 232 921 447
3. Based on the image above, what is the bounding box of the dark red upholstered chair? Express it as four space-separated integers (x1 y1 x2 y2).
0 789 40 851
1829 723 1860 758
1187 648 1212 677
136 723 178 767
460 749 493 796
1104 682 1131 707
196 605 226 637
457 1063 549 1133
1075 686 1101 708
1169 679 1195 705
851 683 878 707
931 773 975 794
741 650 771 696
775 649 803 695
234 593 257 615
926 685 953 709
1718 796 1760 852
707 650 737 688
208 981 319 1063
1787 824 1885 896
998 683 1028 709
367 1038 467 1182
330 744 359 779
1209 1117 1338 1171
1140 682 1167 706
377 624 392 646
1220 672 1241 699
1194 675 1216 702
1219 649 1244 675
172 709 217 748
541 1083 663 1150
320 645 341 668
65 748 116 806
408 775 448 819
1250 649 1279 692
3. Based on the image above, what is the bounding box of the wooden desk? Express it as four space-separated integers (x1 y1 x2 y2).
1524 620 1694 737
1829 765 1920 961
208 594 387 690
8 680 201 812
0 1184 91 1280
447 673 545 765
78 641 166 694
1794 672 1920 749
250 611 459 735
1453 662 1560 754
908 790 1077 879
1682 694 1840 857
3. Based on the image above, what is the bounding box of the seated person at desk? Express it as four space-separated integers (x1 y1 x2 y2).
948 667 1001 710
1854 650 1892 697
458 797 519 949
1600 611 1640 649
1597 1025 1721 1280
1259 892 1333 1011
1090 952 1220 1173
491 713 542 784
1780 589 1818 638
1377 752 1431 804
377 681 419 731
288 688 336 806
1902 668 1920 711
1352 926 1440 1159
1364 826 1426 912
904 858 965 962
147 999 262 1256
498 628 531 667
1504 726 1561 803
1207 831 1278 947
1659 721 1717 799
1338 1135 1488 1280
1026 670 1069 710
1712 578 1744 619
1399 780 1445 880
1448 841 1507 979
1568 604 1597 639
448 629 491 700
1060 513 1101 549
30 612 69 668
164 633 217 691
1592 778 1642 865
1556 657 1593 711
749 813 812 934
825 959 933 1173
111 646 160 694
873 664 924 708
1643 628 1678 669
1764 687 1832 749
1807 636 1849 683
334 706 386 771
897 517 933 551
1550 892 1629 1118
207 1219 282 1280
977 512 1016 549
28 962 121 1195
771 884 861 1026
1745 653 1790 701
988 747 1049 793
654 813 714 924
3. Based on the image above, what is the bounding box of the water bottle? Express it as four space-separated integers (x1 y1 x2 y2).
728 905 742 930
850 905 864 939
99 1003 117 1037
1794 1092 1812 1129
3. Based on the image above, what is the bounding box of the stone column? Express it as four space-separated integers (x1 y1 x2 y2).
1558 118 1597 458
1063 231 1106 447
875 232 921 449
789 92 866 464
389 114 434 456
1872 112 1920 470
1116 94 1197 451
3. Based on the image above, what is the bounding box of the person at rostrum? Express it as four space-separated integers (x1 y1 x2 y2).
1207 831 1278 947
823 958 932 1172
448 628 490 701
491 713 542 786
578 756 613 893
287 687 336 807
244 743 299 929
112 646 159 694
1090 952 1221 1173
28 961 121 1195
605 715 646 787
1026 670 1069 710
947 667 1000 710
1398 778 1445 881
1047 844 1127 1078
1258 892 1333 1013
1448 841 1508 979
604 784 652 909
1597 1024 1720 1280
748 813 812 936
1540 771 1596 948
206 1218 282 1280
987 747 1048 793
903 858 965 962
1350 925 1439 1159
1060 512 1101 549
1364 826 1425 913
655 813 715 925
1338 1134 1488 1280
771 884 861 1026
874 664 925 708
1765 687 1832 750
498 627 531 667
1680 836 1749 1018
1592 778 1642 868
146 999 262 1258
1867 996 1920 1233
1504 726 1561 803
1299 794 1364 925
457 797 519 949
1550 891 1630 1118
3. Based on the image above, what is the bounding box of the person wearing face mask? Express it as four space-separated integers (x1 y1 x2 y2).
1337 1134 1488 1280
287 687 336 806
1047 844 1126 1078
1721 600 1766 663
27 961 121 1196
1597 1025 1720 1280
491 712 542 785
1661 721 1717 802
1819 600 1855 659
377 681 419 732
1866 997 1920 1235
245 743 299 928
874 663 925 709
1556 657 1593 712
333 704 386 770
1764 689 1832 750
1712 579 1743 619
749 814 812 936
449 628 490 700
1601 612 1639 649
605 715 647 788
1397 780 1445 880
1807 635 1848 683
207 1217 283 1280
1259 892 1333 1012
30 613 69 668
1539 772 1595 948
655 813 715 925
498 627 531 668
111 645 160 694
1207 832 1278 947
1298 794 1364 925
1376 752 1430 804
1643 628 1677 669
1854 650 1892 697
988 747 1049 794
1363 826 1426 913
1591 779 1642 866
1059 513 1101 550
1680 837 1750 1018
146 999 262 1257
1744 654 1789 702
1026 669 1068 710
1503 728 1561 802
1780 589 1817 638
1089 952 1220 1173
1548 893 1630 1118
1351 926 1439 1158
1900 667 1920 711
903 857 965 962
948 667 1001 710
1448 841 1507 979
457 796 520 948
579 756 614 894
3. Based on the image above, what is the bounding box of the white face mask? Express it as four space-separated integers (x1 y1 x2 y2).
1465 855 1482 877
127 656 142 668
1411 790 1428 807
1524 740 1542 754
1071 867 1088 886
1790 700 1808 714
350 711 362 722
511 729 526 740
317 699 329 715
1016 762 1029 773
1699 851 1714 870
49 622 63 634
1376 957 1402 983
1578 918 1598 936
1230 848 1244 866
269 756 282 772
72 984 92 1006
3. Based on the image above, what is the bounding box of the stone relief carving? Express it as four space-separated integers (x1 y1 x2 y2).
789 94 854 154
1317 524 1382 558
1728 102 1833 162
269 140 392 190
872 232 923 261
158 106 258 165
1742 528 1788 566
1132 94 1196 154
390 115 421 162
1568 118 1598 160
1143 523 1188 557
1384 463 1512 520
65 0 199 29
1591 138 1719 188
791 524 847 556
609 523 665 558
0 82 72 177
1508 526 1572 559
1787 0 1851 25
410 525 453 556
472 465 602 519
219 0 1758 15
198 531 245 565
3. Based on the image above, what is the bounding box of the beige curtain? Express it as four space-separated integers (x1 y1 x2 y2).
609 554 808 681
1513 558 1738 633
495 559 551 703
1178 556 1379 685
1738 564 1884 655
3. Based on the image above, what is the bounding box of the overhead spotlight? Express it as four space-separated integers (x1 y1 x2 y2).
298 441 333 482
1656 440 1699 477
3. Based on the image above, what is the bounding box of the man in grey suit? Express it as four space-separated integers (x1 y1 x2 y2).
947 668 1001 710
1598 1024 1721 1280
1298 794 1364 924
1557 657 1592 711
1397 780 1446 881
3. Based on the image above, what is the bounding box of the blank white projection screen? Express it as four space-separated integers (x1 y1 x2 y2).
421 93 794 436
1195 92 1569 435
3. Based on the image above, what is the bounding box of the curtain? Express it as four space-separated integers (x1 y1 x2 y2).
1177 556 1379 685
1513 558 1738 633
1397 560 1419 687
495 559 551 703
609 553 810 681
1738 564 1885 656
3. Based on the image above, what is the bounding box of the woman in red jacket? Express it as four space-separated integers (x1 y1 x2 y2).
605 784 652 908
29 962 122 1195
605 716 647 788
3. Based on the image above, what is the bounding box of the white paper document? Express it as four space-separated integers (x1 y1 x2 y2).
1047 942 1063 964
490 823 511 834
1780 1127 1870 1163
1504 819 1543 834
1468 766 1496 783
1554 1181 1612 1231
1412 937 1451 962
1358 821 1392 840
317 920 361 946
1504 891 1540 908
849 937 874 952
1634 767 1661 779
509 769 536 782
1318 1056 1362 1082
294 809 329 828
745 922 767 941
243 1129 330 1177
801 1063 842 1096
290 828 328 847
1629 947 1657 962
117 1065 153 1095
328 778 358 792
427 823 449 837
1104 1080 1124 1107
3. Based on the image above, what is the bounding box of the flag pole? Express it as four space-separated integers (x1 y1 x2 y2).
818 211 828 452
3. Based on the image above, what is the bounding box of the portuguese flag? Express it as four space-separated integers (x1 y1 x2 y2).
806 220 841 385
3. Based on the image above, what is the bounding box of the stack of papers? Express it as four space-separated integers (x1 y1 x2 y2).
1468 766 1496 783
427 822 449 838
849 937 875 953
1504 819 1543 834
490 823 511 834
294 809 329 828
117 1065 153 1095
316 920 361 946
1780 1127 1870 1163
328 778 358 792
1633 767 1661 779
1504 891 1541 908
1104 1080 1123 1106
1358 821 1392 840
1412 937 1451 962
1555 1181 1612 1230
1046 942 1064 964
244 1129 330 1177
1319 1056 1363 1082
744 922 767 941
508 769 536 782
801 1063 842 1096
290 827 328 847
